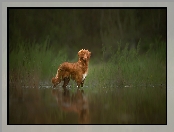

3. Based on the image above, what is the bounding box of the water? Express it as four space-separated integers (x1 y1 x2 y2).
8 83 166 124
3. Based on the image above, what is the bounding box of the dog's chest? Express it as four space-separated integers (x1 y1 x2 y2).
82 73 87 81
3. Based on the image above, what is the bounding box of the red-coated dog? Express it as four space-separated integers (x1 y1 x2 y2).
51 49 91 88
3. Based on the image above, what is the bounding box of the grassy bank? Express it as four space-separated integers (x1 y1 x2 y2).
9 39 67 87
9 38 166 88
86 40 166 88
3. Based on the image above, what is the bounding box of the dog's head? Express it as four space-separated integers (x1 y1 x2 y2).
78 49 91 62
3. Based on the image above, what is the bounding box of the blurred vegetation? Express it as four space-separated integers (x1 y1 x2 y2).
86 39 166 88
9 9 166 58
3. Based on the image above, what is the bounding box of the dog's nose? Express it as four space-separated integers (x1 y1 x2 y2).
83 57 87 61
83 55 87 60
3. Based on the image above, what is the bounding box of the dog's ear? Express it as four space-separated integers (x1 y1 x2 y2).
89 52 91 56
78 50 81 56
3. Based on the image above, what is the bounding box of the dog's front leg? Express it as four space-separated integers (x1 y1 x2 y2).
81 79 85 87
76 81 82 88
76 74 86 88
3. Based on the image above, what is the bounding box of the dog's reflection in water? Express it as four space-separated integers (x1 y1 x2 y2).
51 88 90 124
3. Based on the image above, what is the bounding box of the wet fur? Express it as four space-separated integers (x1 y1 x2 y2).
51 49 91 88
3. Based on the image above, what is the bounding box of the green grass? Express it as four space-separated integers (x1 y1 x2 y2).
9 38 166 88
86 40 166 88
9 38 68 87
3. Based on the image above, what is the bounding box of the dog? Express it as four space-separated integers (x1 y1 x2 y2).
51 49 91 88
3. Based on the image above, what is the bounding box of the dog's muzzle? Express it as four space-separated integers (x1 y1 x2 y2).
82 57 87 61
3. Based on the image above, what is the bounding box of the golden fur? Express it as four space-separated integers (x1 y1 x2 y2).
51 49 91 88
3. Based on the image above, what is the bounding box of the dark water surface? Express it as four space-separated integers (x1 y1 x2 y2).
9 83 166 124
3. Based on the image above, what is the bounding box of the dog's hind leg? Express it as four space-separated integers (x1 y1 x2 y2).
62 71 70 88
62 77 70 88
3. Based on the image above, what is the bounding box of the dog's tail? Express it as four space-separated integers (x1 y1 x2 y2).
55 68 61 79
52 68 61 87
